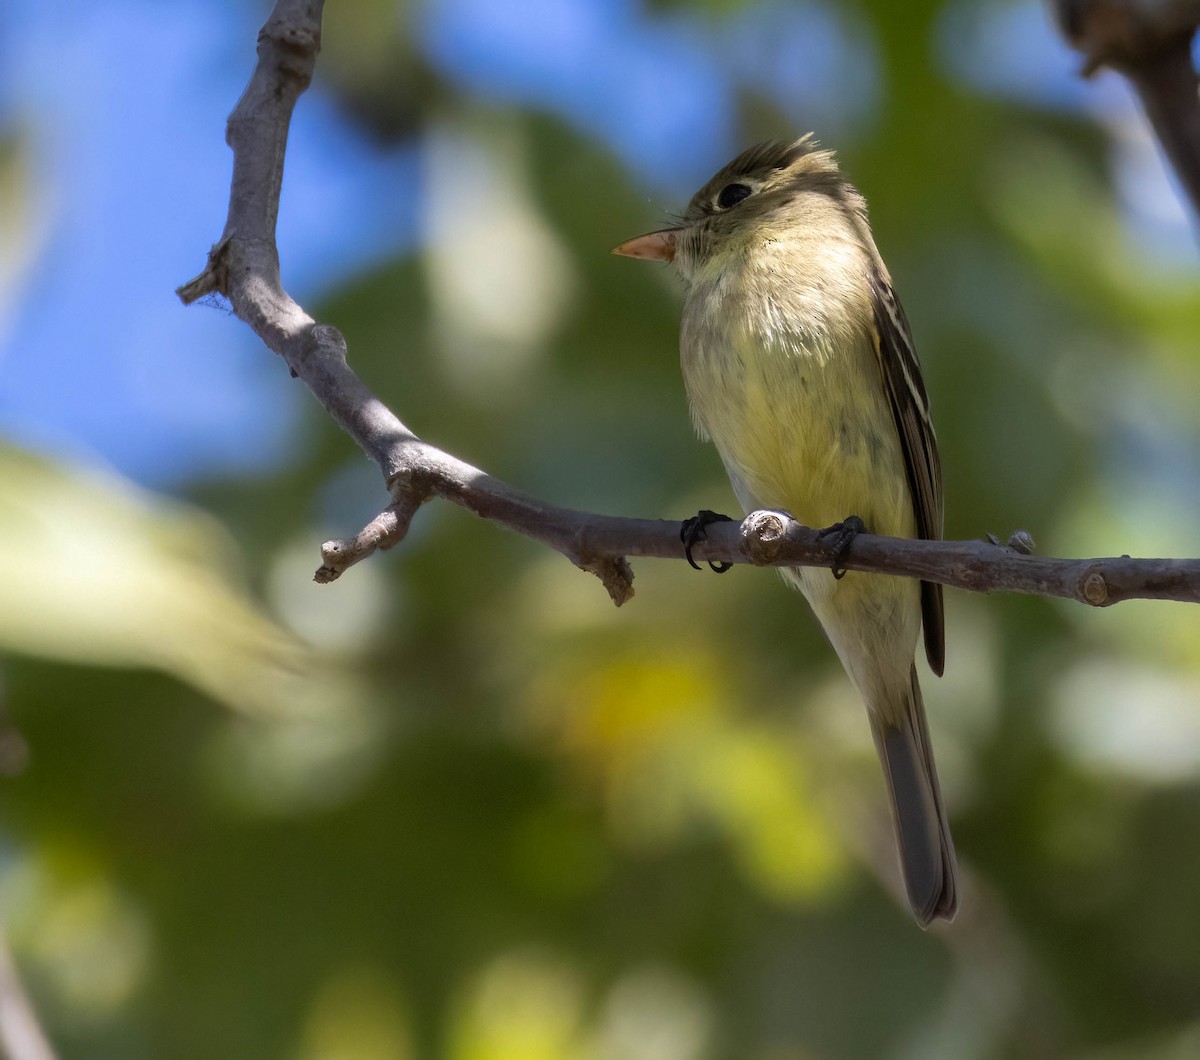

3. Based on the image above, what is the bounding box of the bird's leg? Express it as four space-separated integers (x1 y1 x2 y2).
680 509 735 573
817 515 866 580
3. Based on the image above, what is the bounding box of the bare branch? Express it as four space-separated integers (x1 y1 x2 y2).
321 490 1200 606
180 0 1200 610
1052 0 1200 219
177 0 419 480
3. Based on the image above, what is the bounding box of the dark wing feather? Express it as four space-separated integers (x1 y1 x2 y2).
868 267 945 676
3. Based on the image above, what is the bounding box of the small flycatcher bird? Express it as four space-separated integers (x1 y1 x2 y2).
614 137 957 925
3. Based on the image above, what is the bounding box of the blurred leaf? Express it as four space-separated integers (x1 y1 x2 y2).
0 442 307 715
448 951 585 1060
294 965 416 1060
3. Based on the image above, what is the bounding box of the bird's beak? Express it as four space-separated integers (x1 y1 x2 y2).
611 229 676 262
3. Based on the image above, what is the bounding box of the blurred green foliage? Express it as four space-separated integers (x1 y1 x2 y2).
3 1 1200 1058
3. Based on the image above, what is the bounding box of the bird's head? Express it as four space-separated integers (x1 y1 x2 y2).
613 136 858 282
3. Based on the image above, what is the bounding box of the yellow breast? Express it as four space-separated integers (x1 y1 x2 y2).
680 275 914 542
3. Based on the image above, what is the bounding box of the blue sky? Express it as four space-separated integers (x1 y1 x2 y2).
0 0 1189 488
0 0 418 484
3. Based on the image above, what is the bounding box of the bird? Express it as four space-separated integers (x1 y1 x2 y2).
613 136 957 925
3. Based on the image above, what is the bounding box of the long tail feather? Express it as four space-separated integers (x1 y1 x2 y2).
868 667 957 926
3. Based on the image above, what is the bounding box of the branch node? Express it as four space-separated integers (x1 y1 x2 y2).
176 236 232 304
742 509 789 564
1081 569 1110 606
579 555 636 607
260 6 322 82
1007 529 1036 555
265 20 320 55
387 466 436 508
308 323 348 360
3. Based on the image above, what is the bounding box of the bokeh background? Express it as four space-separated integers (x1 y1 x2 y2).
2 0 1200 1057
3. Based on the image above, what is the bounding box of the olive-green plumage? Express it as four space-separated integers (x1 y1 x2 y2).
616 137 957 924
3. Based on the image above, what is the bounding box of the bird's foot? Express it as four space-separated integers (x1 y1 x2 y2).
681 510 735 572
817 515 866 580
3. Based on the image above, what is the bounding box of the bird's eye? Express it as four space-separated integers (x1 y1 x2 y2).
716 183 752 209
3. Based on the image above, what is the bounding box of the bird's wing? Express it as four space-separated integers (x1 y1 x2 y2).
868 267 945 676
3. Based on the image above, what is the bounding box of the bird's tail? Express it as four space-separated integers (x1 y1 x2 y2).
868 666 958 926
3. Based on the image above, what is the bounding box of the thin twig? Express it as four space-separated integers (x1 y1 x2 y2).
180 0 1200 609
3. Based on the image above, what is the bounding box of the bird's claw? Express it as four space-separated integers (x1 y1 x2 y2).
817 515 866 580
680 509 735 572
